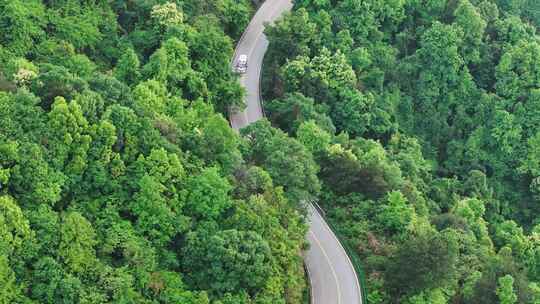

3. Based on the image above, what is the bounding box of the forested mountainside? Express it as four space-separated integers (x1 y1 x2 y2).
262 0 540 303
0 1 318 303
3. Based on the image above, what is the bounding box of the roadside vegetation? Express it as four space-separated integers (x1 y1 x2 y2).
262 0 540 303
0 1 316 303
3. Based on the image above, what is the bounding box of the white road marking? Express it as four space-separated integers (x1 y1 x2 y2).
309 230 342 304
311 204 363 303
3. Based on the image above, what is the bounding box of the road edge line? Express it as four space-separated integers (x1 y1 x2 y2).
311 203 363 303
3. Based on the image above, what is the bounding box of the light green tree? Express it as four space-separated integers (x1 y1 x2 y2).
114 48 140 86
0 0 46 56
0 255 22 304
185 167 232 221
496 275 517 304
59 212 98 274
151 2 184 28
296 120 332 154
377 191 415 236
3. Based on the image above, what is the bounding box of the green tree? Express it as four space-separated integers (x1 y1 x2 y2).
281 48 356 99
497 275 517 304
319 139 402 198
214 0 251 39
523 0 540 26
151 2 183 29
376 191 415 236
131 174 188 247
296 120 332 155
31 256 83 304
132 80 168 117
185 167 232 221
114 48 141 86
179 101 242 173
405 288 447 304
493 220 529 260
386 229 459 297
47 2 109 51
30 64 88 109
334 0 405 44
0 0 46 56
142 37 192 94
182 229 273 297
265 8 317 65
59 212 97 274
149 271 209 304
187 18 238 112
26 204 60 257
0 255 23 304
10 142 66 207
241 120 321 203
496 40 540 102
454 0 486 64
0 195 31 257
266 93 335 135
232 166 273 199
47 97 92 192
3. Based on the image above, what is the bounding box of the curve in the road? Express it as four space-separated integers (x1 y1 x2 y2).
229 1 363 304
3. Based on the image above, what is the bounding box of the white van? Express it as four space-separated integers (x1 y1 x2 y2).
236 54 248 73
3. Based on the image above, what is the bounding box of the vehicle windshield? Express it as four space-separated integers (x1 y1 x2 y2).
238 55 247 64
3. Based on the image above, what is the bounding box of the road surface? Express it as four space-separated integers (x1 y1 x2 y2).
229 1 363 303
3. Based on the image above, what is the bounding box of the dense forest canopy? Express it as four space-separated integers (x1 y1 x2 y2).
0 1 319 303
4 0 540 303
261 0 540 303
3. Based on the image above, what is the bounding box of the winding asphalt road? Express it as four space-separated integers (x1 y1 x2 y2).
229 1 363 303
